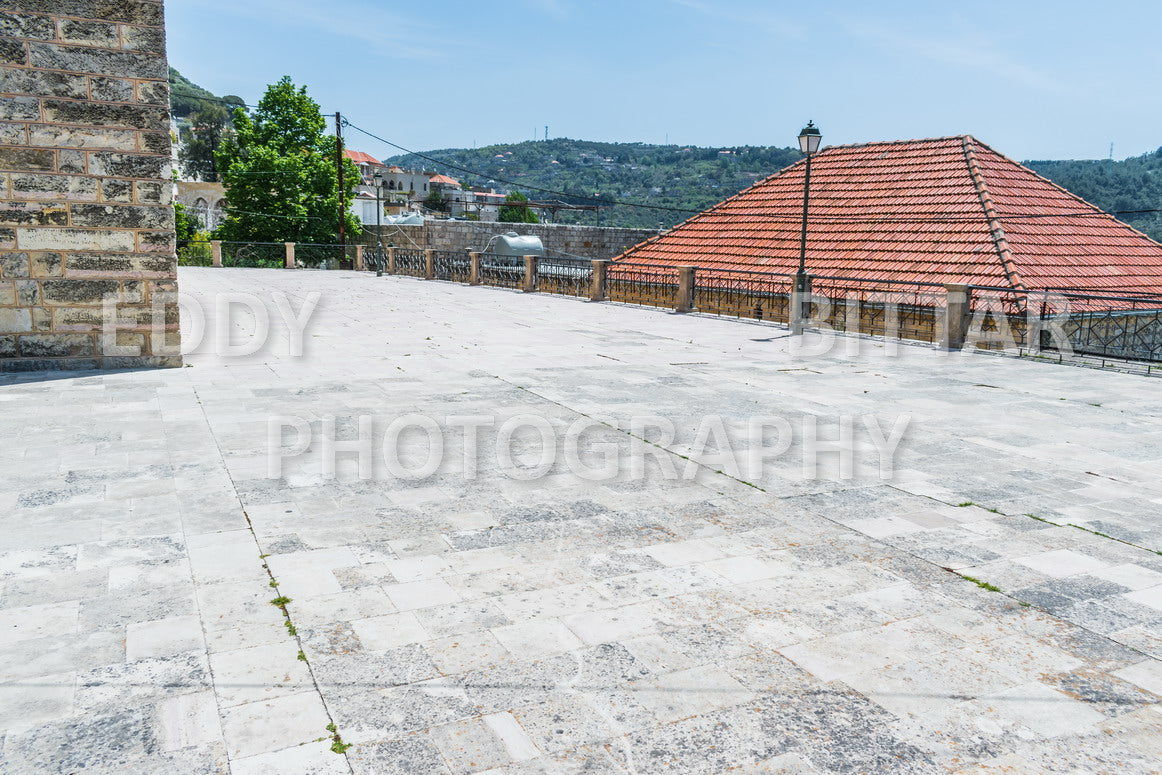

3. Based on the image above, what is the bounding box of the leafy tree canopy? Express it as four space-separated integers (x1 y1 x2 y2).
179 103 230 182
499 191 539 223
174 202 198 242
213 76 359 244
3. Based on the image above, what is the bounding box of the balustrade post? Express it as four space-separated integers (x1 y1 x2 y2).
942 283 971 349
523 255 538 293
469 252 481 285
210 239 222 267
590 260 607 301
284 241 295 269
354 245 364 272
424 249 435 280
675 266 695 313
387 247 396 275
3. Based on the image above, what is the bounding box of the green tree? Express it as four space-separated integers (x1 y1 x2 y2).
179 103 230 182
423 189 446 213
499 191 539 223
214 76 359 244
174 202 197 242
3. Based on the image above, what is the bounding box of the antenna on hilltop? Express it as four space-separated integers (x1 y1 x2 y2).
544 125 548 142
1109 142 1114 160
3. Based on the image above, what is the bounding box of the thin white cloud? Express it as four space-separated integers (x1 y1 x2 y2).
663 0 805 39
523 0 570 18
839 17 1064 93
176 0 445 61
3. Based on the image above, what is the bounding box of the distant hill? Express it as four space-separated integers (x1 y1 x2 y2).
385 139 801 229
168 67 243 118
387 138 1162 238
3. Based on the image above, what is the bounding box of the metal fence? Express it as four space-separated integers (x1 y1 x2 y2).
694 267 794 323
607 262 679 309
478 252 524 289
1035 290 1162 362
433 249 471 282
220 241 285 268
295 243 359 270
812 275 949 343
394 248 427 278
537 256 593 298
177 240 213 267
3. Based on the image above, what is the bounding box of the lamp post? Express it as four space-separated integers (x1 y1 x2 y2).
792 120 822 335
373 169 385 277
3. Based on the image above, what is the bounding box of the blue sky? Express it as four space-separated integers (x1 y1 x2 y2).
166 0 1162 161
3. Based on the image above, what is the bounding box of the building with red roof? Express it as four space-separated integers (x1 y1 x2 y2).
344 149 383 167
614 136 1162 295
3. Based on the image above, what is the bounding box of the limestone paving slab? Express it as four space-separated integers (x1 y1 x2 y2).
0 267 1159 773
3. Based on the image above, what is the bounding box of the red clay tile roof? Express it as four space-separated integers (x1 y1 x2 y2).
428 174 460 186
614 136 1162 294
344 149 383 166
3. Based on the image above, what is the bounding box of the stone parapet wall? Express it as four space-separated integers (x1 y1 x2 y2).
0 0 178 371
363 220 661 261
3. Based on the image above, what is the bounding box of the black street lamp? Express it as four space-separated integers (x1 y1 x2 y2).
793 120 822 334
373 169 385 277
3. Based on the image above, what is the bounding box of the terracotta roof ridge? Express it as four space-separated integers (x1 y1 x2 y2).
817 134 970 151
961 136 1027 291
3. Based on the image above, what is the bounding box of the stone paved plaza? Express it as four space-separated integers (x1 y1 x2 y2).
1 267 1161 774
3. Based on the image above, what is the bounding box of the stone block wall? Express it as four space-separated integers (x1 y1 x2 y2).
363 220 662 261
0 0 179 371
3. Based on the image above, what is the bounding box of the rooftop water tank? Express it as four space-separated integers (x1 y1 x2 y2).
489 232 544 257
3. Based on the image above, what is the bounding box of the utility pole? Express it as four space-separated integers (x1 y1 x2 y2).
336 111 345 249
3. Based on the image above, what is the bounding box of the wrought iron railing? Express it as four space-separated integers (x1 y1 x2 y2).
965 285 1031 350
177 239 213 267
479 252 524 289
394 248 427 278
811 275 948 343
1032 289 1162 362
536 256 593 298
694 267 794 323
607 261 679 309
220 241 285 268
294 243 359 270
433 249 471 282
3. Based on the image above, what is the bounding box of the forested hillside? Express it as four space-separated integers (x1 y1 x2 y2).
386 140 801 229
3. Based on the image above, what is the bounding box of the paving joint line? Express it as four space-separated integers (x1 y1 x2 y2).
192 384 356 771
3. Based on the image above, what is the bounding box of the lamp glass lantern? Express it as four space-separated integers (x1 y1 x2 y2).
798 121 822 155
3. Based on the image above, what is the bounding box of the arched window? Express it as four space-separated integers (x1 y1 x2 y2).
193 198 209 229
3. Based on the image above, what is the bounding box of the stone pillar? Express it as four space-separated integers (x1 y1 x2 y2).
211 240 223 268
590 260 608 302
942 283 971 350
284 242 296 269
675 266 695 313
469 252 481 286
523 255 537 293
0 0 179 371
354 245 364 272
424 249 435 280
387 247 396 274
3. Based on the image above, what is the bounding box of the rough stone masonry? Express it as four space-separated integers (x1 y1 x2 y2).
0 0 179 371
